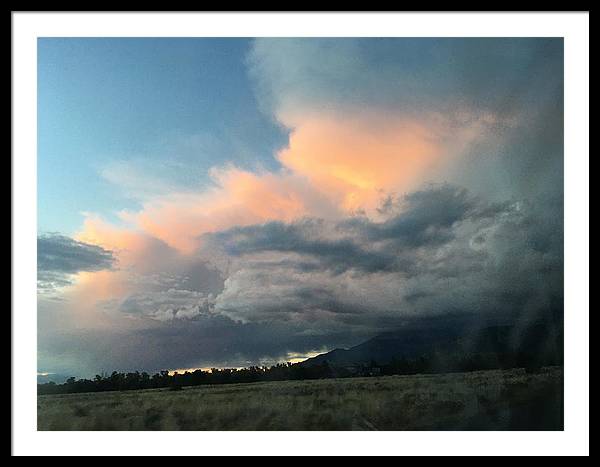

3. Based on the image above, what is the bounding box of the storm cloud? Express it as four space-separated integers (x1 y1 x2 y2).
211 185 514 274
36 38 564 377
210 185 562 332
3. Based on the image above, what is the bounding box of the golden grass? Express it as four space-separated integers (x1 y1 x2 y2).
37 366 563 431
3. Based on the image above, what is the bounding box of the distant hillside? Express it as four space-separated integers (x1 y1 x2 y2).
300 319 563 375
37 373 70 385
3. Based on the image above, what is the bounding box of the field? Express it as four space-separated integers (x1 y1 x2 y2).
38 366 563 431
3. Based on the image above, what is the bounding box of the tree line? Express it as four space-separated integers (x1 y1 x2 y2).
37 362 336 395
37 344 561 395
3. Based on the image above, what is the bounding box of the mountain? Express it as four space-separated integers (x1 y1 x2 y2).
300 319 563 375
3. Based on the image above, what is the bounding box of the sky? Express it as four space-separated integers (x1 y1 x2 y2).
37 38 564 377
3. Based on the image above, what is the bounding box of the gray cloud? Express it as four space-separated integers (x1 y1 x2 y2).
37 185 563 376
249 38 562 122
115 258 225 321
211 185 512 274
214 219 396 275
210 185 562 332
37 234 115 291
341 185 509 247
118 288 216 322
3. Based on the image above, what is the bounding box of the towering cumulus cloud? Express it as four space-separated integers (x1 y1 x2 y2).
38 38 563 376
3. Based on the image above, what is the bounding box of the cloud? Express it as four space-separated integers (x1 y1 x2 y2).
248 38 561 125
212 218 395 275
210 185 562 331
99 159 194 201
212 185 508 272
37 234 115 292
248 37 563 204
38 38 564 376
85 110 494 255
275 113 492 213
118 288 216 322
69 217 225 321
81 39 550 254
38 185 562 375
119 167 336 253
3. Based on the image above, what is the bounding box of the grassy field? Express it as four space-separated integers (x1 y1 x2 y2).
38 366 563 431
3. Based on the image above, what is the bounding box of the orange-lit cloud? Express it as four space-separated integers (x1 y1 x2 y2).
70 269 130 308
70 216 170 312
122 168 335 253
278 114 444 212
76 215 139 254
76 111 492 255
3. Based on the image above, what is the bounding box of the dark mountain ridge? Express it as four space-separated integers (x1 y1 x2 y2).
300 318 563 375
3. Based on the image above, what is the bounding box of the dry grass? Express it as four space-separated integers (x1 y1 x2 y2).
37 366 563 431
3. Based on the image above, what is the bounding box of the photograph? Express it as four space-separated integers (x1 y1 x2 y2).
12 11 589 457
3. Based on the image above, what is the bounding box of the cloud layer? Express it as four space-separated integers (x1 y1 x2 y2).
211 185 562 332
37 38 564 376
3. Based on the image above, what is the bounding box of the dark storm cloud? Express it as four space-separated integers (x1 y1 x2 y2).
38 184 563 376
341 185 510 247
211 184 562 329
214 218 396 274
37 234 115 291
212 185 513 274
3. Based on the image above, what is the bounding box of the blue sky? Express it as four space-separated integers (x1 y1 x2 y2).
38 38 287 233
